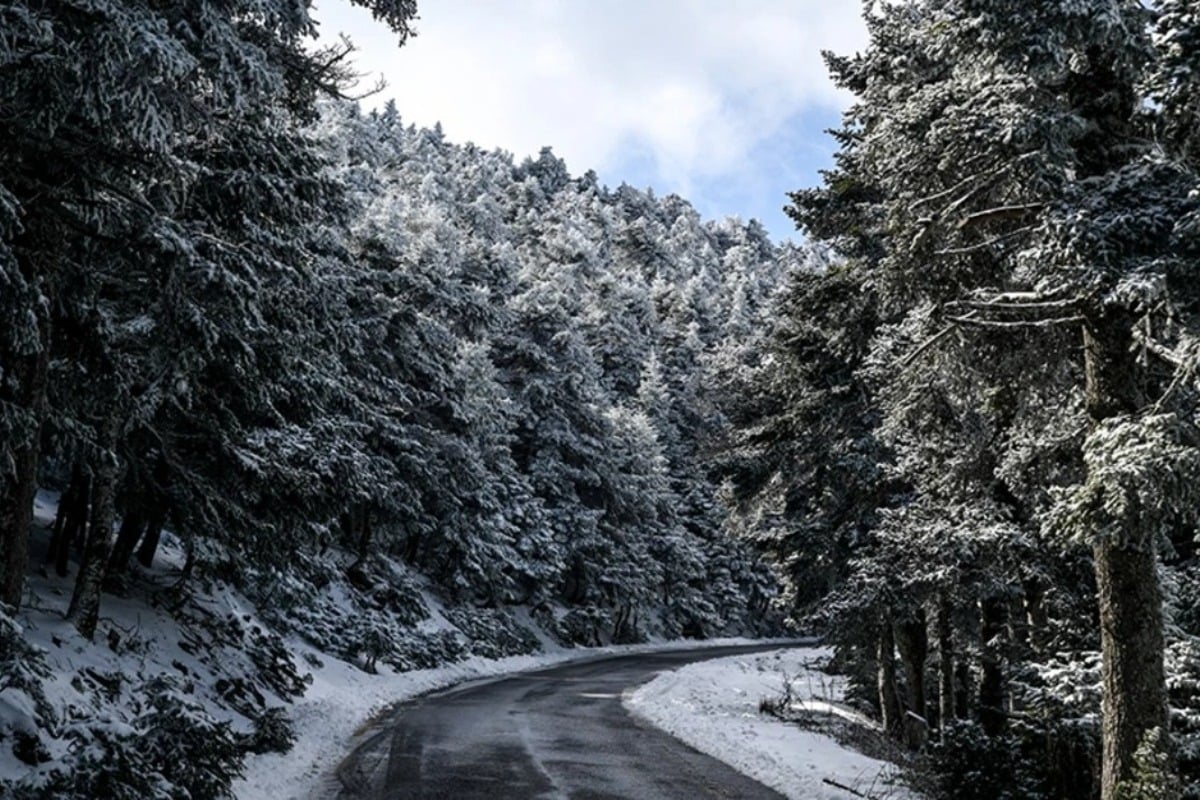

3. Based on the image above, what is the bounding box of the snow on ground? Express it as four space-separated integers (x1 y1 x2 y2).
13 490 808 800
235 637 795 800
624 647 915 800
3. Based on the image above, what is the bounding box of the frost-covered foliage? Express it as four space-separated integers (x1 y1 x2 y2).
1 1 794 783
917 721 1048 800
293 101 784 640
0 0 807 797
730 0 1200 797
0 600 291 800
441 608 542 659
0 611 55 773
1048 414 1200 549
25 676 246 800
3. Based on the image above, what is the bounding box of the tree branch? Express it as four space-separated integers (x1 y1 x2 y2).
934 226 1032 256
947 314 1084 329
822 777 878 798
956 203 1044 230
899 317 969 369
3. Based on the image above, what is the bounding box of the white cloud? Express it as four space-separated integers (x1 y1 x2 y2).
313 0 867 184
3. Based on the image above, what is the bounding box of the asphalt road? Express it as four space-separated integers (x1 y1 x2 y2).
335 644 793 800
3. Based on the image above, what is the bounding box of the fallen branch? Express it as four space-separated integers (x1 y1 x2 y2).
822 777 873 798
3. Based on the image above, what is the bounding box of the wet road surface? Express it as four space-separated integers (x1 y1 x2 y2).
335 644 793 800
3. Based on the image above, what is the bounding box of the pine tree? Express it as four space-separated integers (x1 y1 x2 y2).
0 0 418 625
785 1 1200 792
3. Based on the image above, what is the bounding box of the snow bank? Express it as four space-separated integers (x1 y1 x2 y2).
624 647 914 800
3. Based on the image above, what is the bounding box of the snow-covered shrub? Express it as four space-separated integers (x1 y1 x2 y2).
133 676 245 798
383 629 468 672
243 623 310 700
0 611 56 773
17 676 243 800
244 555 434 671
916 721 1046 800
172 604 311 712
20 723 160 800
1006 657 1103 800
343 557 429 623
1113 728 1181 800
441 608 541 658
1165 632 1200 797
240 706 295 755
658 593 721 640
554 606 612 647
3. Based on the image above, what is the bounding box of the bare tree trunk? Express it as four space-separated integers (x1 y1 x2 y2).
47 463 88 577
1024 579 1049 653
66 418 121 640
357 509 373 560
895 609 929 749
135 507 166 568
1084 315 1170 800
0 310 51 610
877 610 903 739
1095 540 1168 800
106 508 146 577
47 468 77 563
937 593 956 737
979 594 1007 737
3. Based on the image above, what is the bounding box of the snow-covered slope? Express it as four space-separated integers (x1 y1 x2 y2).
2 492 790 799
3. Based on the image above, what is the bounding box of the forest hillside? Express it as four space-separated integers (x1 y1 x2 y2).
0 4 803 794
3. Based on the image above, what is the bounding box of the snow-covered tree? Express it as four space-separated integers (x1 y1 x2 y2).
778 0 1200 794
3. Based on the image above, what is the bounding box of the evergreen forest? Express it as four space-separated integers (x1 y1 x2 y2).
4 1 1200 799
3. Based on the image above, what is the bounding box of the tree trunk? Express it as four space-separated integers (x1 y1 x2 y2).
66 419 121 640
954 661 972 720
1084 315 1170 800
1095 540 1168 800
104 501 152 594
47 467 78 564
937 592 956 736
0 311 51 610
106 507 146 578
895 609 929 748
47 463 88 577
135 507 166 568
1024 579 1049 653
357 508 372 560
877 610 903 739
979 594 1007 736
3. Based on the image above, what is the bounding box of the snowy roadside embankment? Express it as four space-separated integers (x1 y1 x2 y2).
7 492 798 800
624 647 915 800
236 637 798 800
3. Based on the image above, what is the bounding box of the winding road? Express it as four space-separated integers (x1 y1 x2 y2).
334 644 791 800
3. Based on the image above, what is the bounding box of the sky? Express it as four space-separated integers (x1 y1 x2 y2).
312 1 869 243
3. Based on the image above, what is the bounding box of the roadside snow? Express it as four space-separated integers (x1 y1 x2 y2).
235 637 795 800
624 647 914 800
15 490 807 800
